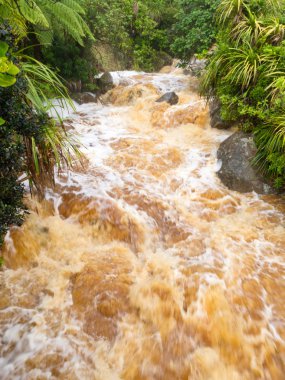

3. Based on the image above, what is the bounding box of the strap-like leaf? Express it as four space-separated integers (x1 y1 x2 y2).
0 41 8 56
0 73 16 87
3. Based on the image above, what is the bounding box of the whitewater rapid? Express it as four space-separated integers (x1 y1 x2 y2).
1 68 285 380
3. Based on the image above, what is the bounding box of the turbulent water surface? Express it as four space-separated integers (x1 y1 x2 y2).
1 68 285 380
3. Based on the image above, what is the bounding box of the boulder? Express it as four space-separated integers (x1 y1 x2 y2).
72 92 98 105
184 57 207 77
97 72 115 94
154 51 173 71
217 132 276 194
209 98 231 130
67 80 82 93
156 92 179 106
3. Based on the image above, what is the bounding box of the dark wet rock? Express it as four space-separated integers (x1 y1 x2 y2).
217 132 276 194
210 98 231 130
72 92 98 105
184 57 207 77
97 72 115 94
67 80 82 93
154 51 173 71
156 91 179 105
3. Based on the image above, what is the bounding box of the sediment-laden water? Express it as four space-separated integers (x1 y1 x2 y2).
1 68 285 379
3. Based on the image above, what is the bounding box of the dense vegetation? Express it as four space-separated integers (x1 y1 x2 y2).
201 0 285 188
0 2 82 247
42 0 218 83
42 0 180 83
1 1 219 87
171 0 219 63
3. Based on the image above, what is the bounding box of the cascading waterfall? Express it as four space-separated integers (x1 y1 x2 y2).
0 68 285 380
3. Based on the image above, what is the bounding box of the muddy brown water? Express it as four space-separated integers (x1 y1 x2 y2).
1 69 285 379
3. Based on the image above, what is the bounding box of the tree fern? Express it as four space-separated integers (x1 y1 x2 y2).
44 2 85 45
34 0 93 45
0 1 27 38
0 0 93 45
17 0 49 27
61 0 85 15
34 27 54 46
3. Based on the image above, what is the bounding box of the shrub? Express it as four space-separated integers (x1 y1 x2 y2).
0 25 80 248
171 0 219 62
201 0 285 188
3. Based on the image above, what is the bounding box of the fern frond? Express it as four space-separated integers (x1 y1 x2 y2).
61 0 85 15
34 27 54 46
17 0 49 28
44 2 86 45
0 3 27 38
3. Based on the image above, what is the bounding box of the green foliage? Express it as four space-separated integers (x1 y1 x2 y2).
0 39 19 129
0 23 82 247
253 113 285 186
0 0 31 38
41 0 178 78
171 0 219 62
0 62 78 244
201 0 285 188
34 0 93 46
0 0 92 46
0 74 32 247
42 37 96 86
84 0 177 72
0 41 19 87
0 0 94 88
0 1 90 246
18 53 74 115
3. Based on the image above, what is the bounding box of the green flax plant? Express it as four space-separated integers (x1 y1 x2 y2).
0 1 84 190
0 1 87 247
201 0 285 188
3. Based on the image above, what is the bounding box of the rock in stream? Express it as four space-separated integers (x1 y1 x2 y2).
217 131 276 194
